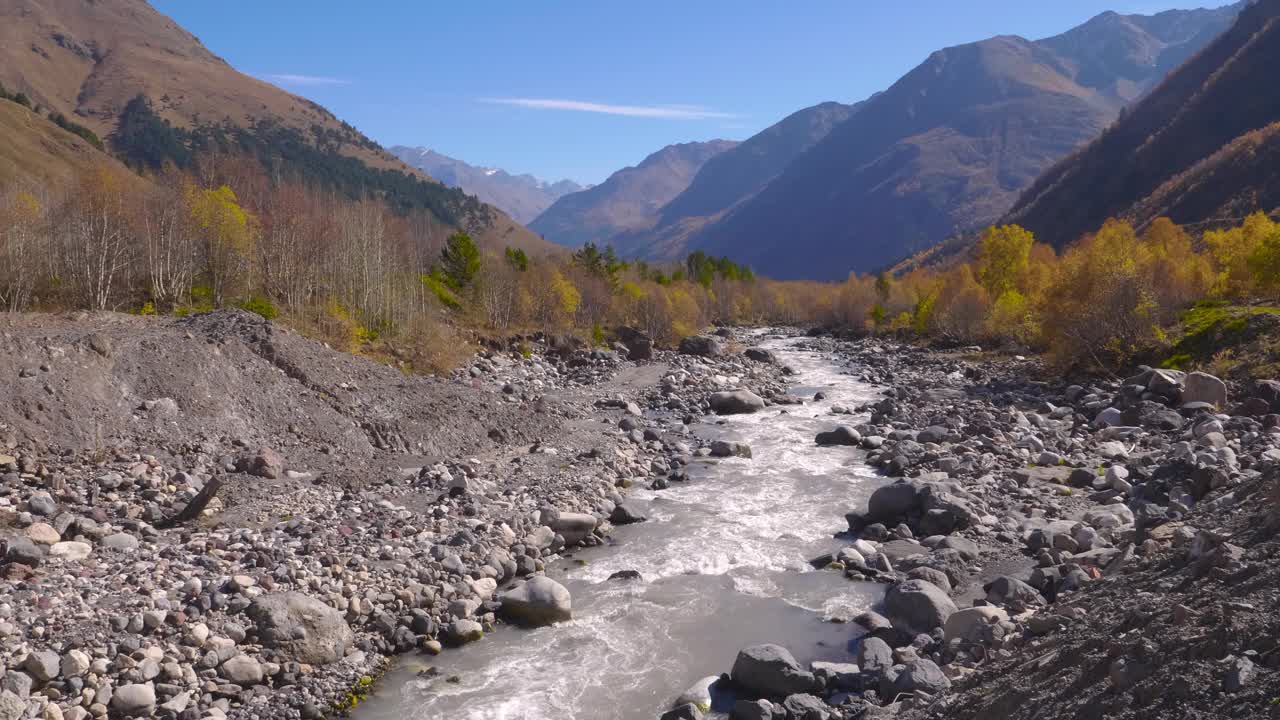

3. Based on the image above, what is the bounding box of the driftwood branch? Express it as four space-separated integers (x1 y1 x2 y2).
155 475 223 529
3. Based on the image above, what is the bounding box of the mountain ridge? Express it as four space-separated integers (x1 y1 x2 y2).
391 146 584 225
529 139 738 248
676 2 1242 279
1004 0 1280 247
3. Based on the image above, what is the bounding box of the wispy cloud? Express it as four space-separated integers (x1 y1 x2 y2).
261 73 352 87
479 97 736 120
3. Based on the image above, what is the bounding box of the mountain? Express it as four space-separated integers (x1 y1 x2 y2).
1005 0 1280 247
529 140 738 248
0 0 551 253
391 146 584 225
610 101 861 259
665 3 1242 279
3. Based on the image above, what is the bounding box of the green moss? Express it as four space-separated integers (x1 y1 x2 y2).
1161 302 1280 370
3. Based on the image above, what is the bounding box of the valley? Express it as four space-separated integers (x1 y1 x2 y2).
4 1 1280 720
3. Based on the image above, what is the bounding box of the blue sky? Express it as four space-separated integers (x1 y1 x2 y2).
153 1 1231 185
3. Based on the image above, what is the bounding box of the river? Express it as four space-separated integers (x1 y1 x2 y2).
357 334 885 720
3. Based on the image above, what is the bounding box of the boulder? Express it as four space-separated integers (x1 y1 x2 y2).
3 535 42 567
248 447 284 479
866 481 922 523
730 644 819 697
710 440 753 458
730 699 774 720
0 691 23 720
884 579 956 632
815 426 861 446
615 327 653 361
1183 372 1227 408
892 658 951 696
246 593 353 665
916 426 949 444
609 503 647 525
111 684 156 717
497 576 572 627
551 512 599 545
220 654 263 686
810 661 861 691
22 651 59 683
943 606 1009 644
679 336 724 357
856 636 893 676
743 348 778 364
782 694 830 720
984 576 1046 612
710 391 766 415
675 675 719 712
445 619 484 646
48 541 91 562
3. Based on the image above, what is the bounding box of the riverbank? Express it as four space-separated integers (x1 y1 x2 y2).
0 311 801 720
655 336 1279 720
3 315 1278 720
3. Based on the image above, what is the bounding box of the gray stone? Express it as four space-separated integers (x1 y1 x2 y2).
675 675 718 713
856 637 893 676
810 661 861 691
26 492 56 516
678 336 724 357
111 684 156 716
497 576 572 627
730 644 819 697
609 503 647 525
866 481 922 522
730 699 774 720
892 658 951 696
248 447 284 479
815 426 861 446
710 440 753 458
48 541 92 561
220 654 263 686
0 691 23 720
884 579 956 632
3 536 42 567
445 619 484 646
551 512 598 545
709 391 766 415
59 650 90 679
101 533 140 551
943 606 1009 644
782 693 830 720
916 426 949 444
246 593 353 665
22 650 59 683
984 576 1045 612
743 348 778 364
1184 372 1227 408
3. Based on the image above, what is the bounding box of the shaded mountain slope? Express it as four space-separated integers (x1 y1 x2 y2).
529 140 737 248
1006 0 1280 246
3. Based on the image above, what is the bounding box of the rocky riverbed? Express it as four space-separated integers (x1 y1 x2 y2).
3 314 1279 720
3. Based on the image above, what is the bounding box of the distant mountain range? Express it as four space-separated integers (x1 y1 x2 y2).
390 146 585 225
529 140 739 249
535 2 1243 278
1005 0 1280 247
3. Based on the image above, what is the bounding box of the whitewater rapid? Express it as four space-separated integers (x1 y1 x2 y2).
357 334 885 720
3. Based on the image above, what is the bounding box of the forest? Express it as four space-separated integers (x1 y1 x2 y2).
3 94 1278 376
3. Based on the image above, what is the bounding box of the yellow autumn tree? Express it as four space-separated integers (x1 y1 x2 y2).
188 184 255 305
1205 211 1277 298
975 224 1035 299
